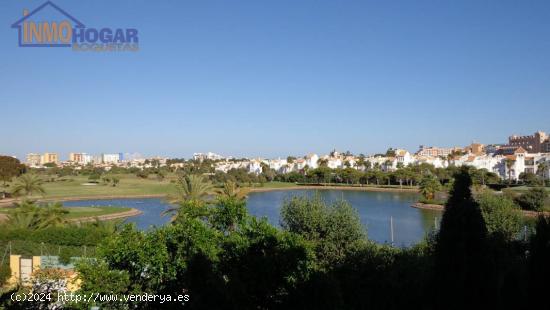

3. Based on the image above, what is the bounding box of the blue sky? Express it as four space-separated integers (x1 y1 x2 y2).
1 0 549 160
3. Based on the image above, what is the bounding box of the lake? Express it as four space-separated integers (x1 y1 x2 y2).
63 189 442 247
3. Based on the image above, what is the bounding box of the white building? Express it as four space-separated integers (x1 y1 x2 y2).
248 160 263 175
267 158 288 172
102 154 121 164
193 152 225 161
305 154 319 169
395 149 413 167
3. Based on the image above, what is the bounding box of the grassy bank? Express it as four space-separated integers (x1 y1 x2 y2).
0 205 133 220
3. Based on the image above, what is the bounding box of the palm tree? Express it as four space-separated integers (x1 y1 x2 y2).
7 200 40 229
11 173 46 197
163 174 215 221
37 202 68 228
419 175 441 201
537 161 548 180
6 200 67 229
505 158 516 185
220 180 248 200
176 174 215 202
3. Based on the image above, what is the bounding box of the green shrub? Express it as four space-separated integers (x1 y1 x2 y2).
0 264 11 286
515 187 547 211
0 226 112 246
478 191 522 240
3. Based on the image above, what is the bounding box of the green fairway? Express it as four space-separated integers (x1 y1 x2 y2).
27 174 179 199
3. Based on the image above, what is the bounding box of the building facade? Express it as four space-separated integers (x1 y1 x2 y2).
26 153 42 166
41 153 58 165
102 153 121 164
507 131 549 153
416 145 463 157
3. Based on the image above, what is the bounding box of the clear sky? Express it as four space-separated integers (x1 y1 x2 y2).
1 0 549 160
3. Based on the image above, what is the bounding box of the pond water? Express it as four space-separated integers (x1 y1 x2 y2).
63 189 442 247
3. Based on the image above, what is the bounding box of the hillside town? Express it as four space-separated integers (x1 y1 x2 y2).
21 130 550 182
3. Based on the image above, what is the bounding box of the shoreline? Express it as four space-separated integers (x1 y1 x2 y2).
248 185 419 193
68 208 143 223
0 207 143 224
0 194 167 208
412 202 550 218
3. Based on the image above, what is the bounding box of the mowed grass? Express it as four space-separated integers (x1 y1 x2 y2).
0 205 131 219
246 181 302 189
33 174 179 199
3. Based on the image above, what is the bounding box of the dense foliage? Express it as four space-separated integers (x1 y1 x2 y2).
514 187 548 211
0 156 26 186
478 191 523 241
1 170 550 309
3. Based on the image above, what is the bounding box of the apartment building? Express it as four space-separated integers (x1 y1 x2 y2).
416 145 463 157
26 153 42 166
102 153 121 164
40 153 58 165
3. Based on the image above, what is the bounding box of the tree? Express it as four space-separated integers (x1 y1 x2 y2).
536 161 548 180
393 169 407 189
11 173 46 197
0 265 10 287
75 260 132 309
518 172 542 186
0 156 25 186
280 195 365 267
220 180 247 200
218 218 313 309
111 177 120 187
419 175 441 201
88 173 101 182
515 187 547 211
6 200 67 230
434 167 493 309
175 174 215 203
136 170 149 179
101 176 111 185
505 158 515 185
210 196 248 233
477 191 522 241
528 216 550 305
38 202 69 228
163 174 216 222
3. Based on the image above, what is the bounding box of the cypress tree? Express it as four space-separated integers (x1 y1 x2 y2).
434 167 493 309
528 216 550 307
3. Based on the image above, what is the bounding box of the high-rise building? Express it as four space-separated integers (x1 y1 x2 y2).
26 153 42 166
69 152 92 165
41 153 58 165
69 152 84 163
102 153 120 164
